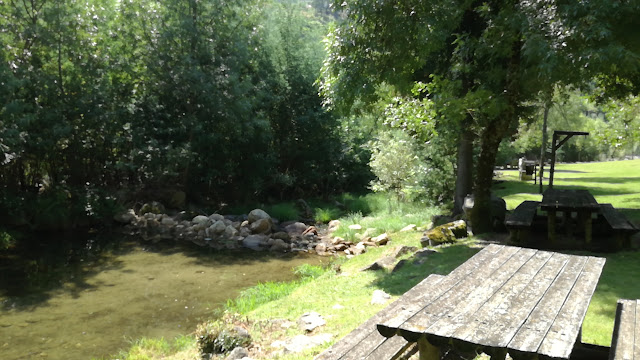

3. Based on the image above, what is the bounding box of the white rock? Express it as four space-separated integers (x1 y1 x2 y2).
348 224 362 230
298 312 326 332
328 220 341 232
371 289 391 305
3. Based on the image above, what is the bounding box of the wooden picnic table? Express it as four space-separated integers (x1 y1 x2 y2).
540 189 600 246
377 244 606 360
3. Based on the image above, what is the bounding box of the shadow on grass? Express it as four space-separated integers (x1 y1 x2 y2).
369 242 482 296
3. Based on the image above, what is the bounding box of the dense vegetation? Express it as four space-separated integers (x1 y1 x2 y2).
0 0 369 233
1 0 639 238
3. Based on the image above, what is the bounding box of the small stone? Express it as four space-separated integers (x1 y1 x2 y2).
348 224 362 230
298 312 326 332
372 233 390 246
371 289 391 305
400 224 417 232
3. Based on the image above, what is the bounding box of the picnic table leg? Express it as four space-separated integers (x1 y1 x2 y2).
488 348 508 360
418 337 440 360
547 210 556 246
581 211 592 246
564 211 573 239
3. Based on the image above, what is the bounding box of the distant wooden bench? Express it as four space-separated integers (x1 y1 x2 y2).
599 204 638 250
609 299 639 360
505 201 540 243
314 274 445 360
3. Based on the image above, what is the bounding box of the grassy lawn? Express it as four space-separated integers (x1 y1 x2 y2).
111 160 640 359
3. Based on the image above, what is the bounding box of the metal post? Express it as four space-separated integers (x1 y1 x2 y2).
549 132 558 189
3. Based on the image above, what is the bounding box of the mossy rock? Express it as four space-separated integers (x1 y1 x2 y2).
420 220 468 247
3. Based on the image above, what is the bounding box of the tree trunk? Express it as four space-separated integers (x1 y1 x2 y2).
539 103 550 193
454 126 473 214
470 125 503 234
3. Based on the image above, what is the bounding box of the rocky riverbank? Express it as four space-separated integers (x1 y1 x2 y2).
113 203 392 256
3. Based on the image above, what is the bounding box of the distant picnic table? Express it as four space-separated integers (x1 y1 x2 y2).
505 189 638 250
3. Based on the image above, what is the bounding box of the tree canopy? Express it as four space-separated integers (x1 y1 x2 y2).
0 0 369 230
321 0 640 232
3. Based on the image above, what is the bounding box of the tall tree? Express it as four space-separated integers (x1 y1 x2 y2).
321 0 640 233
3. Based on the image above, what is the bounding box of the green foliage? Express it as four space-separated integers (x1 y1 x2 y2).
314 207 340 223
0 0 374 236
263 203 300 222
0 229 15 250
369 130 454 205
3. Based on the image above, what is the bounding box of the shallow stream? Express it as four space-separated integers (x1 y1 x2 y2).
0 234 325 360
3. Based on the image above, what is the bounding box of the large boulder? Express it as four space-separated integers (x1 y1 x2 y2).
284 222 308 235
242 234 268 251
250 218 272 234
270 239 290 252
248 209 271 223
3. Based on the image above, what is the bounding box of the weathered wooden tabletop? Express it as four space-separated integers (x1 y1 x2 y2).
377 244 606 360
540 189 600 211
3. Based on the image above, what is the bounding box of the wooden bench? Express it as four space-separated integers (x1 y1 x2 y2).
314 274 445 360
599 204 638 250
609 299 639 360
505 201 540 243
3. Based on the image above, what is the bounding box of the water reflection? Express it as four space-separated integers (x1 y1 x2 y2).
0 232 325 359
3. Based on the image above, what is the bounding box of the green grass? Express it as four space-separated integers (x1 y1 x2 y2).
494 159 640 222
225 264 328 314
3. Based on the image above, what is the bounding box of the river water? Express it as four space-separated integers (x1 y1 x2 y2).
0 234 325 360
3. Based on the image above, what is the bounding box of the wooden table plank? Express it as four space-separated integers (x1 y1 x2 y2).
634 299 639 360
538 256 606 358
377 245 520 340
394 247 532 341
612 299 636 360
452 251 570 348
413 248 540 340
507 255 588 353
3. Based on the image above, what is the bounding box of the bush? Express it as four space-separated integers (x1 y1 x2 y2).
314 207 340 223
195 321 251 357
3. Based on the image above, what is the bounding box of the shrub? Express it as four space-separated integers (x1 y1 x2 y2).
314 207 341 223
195 321 251 357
